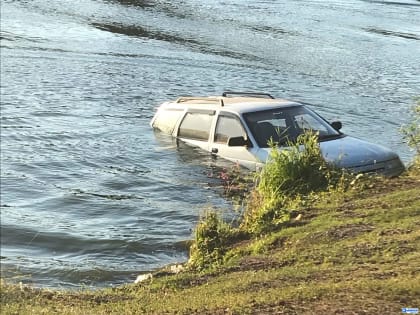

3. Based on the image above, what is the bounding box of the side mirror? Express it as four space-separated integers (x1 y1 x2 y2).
331 121 342 131
227 136 248 147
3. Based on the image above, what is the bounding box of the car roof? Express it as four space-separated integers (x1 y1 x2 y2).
161 94 302 115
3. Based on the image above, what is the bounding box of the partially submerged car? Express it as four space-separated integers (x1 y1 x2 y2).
150 92 405 177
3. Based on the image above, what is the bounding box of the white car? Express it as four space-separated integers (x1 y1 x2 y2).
150 92 405 177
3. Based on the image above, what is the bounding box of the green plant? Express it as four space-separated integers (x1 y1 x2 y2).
258 132 330 197
188 209 237 270
400 100 420 167
241 132 336 235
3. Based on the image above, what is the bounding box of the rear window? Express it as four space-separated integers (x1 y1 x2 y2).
178 112 213 141
152 108 184 134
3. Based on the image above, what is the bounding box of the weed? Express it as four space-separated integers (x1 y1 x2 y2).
400 99 420 170
400 100 420 154
260 132 330 197
188 209 239 270
241 132 344 235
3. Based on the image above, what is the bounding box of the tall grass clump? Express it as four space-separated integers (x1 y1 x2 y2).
401 99 420 170
241 132 340 234
188 209 237 270
259 132 331 196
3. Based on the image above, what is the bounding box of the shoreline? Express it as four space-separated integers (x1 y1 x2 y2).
2 166 419 314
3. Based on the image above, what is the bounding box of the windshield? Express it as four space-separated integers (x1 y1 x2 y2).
243 105 340 148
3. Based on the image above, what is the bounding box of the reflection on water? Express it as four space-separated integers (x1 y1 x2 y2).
1 0 419 288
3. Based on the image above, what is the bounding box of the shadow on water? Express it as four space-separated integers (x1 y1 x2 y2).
91 22 201 45
363 28 420 40
91 22 262 62
248 25 298 37
105 0 155 9
360 0 420 7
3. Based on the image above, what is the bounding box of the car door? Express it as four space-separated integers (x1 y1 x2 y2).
176 109 215 152
210 112 259 168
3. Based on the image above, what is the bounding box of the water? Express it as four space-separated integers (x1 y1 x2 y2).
1 0 419 288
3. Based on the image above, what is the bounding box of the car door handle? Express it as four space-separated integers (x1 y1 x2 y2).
211 148 218 154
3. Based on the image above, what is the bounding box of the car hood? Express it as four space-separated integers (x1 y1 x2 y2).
318 136 400 167
256 135 400 168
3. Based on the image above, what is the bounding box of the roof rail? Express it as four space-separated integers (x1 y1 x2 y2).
222 91 275 99
176 96 225 106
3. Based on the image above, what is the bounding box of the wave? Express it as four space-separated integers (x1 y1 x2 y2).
1 224 185 254
0 31 47 43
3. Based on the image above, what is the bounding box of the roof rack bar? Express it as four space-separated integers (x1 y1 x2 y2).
176 96 224 106
222 91 275 99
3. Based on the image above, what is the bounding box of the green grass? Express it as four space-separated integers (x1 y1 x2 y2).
2 168 420 314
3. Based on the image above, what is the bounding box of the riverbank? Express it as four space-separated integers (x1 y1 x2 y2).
2 164 419 314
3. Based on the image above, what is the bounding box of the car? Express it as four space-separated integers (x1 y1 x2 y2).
150 91 405 177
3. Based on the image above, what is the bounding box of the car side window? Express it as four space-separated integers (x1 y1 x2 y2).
178 112 213 140
214 114 247 144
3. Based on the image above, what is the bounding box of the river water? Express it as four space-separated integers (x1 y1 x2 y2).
1 0 419 288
